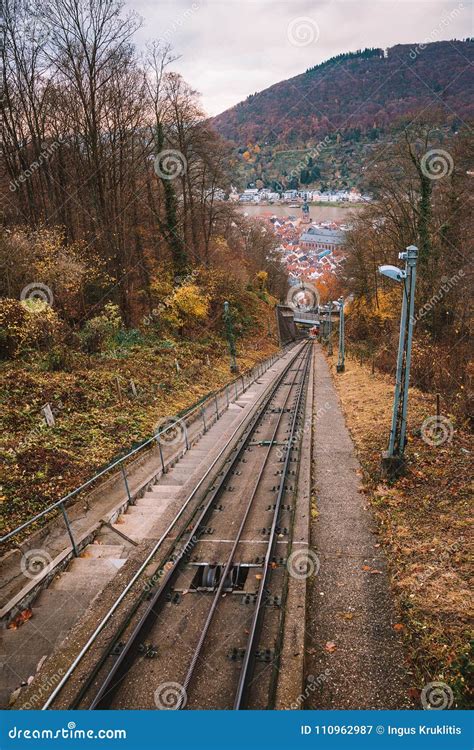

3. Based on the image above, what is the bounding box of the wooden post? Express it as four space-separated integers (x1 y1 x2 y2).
115 376 123 404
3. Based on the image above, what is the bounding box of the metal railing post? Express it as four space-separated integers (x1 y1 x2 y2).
183 421 190 451
158 441 166 474
337 297 345 373
60 502 78 557
120 462 133 505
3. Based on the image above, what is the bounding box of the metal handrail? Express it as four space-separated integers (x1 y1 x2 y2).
1 345 290 548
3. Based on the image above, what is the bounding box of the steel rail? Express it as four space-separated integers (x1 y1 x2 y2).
177 344 311 707
40 341 304 710
234 343 312 709
87 342 310 710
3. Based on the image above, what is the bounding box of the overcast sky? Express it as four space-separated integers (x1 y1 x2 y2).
127 0 472 116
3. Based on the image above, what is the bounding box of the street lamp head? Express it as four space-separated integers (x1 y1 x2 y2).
378 264 406 282
399 244 418 262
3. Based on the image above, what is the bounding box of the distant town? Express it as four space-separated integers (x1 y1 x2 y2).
228 186 371 205
250 209 349 282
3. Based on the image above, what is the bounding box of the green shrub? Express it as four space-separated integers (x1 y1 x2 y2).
79 303 122 353
113 328 143 348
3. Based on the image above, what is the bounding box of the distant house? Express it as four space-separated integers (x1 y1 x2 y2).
240 188 260 203
299 225 346 252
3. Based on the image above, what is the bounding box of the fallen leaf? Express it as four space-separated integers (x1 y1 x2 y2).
393 623 404 631
7 609 33 629
324 641 337 653
340 612 354 621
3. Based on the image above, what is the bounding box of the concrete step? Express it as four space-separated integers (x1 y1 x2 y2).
79 544 126 559
126 507 166 518
33 587 94 612
167 469 193 480
144 490 180 501
52 572 116 592
67 558 126 575
133 497 167 508
156 476 185 486
175 458 202 469
111 518 159 540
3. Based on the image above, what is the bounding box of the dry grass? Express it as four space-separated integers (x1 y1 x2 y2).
327 352 473 707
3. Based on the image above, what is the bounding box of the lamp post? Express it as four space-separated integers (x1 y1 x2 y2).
223 301 239 373
379 245 418 476
327 301 333 355
336 296 345 372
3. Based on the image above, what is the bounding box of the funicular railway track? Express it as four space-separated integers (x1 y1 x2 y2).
43 342 312 711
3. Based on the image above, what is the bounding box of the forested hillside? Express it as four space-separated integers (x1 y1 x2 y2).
212 41 473 190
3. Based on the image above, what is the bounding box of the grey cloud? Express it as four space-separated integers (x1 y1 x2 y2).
128 0 471 115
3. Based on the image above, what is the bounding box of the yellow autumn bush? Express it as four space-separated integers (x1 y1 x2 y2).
0 298 64 358
170 283 210 327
